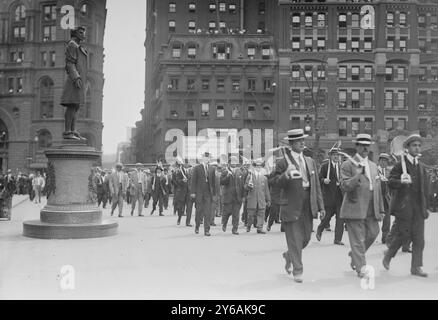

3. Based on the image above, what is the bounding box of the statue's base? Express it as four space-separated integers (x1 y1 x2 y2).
23 141 118 240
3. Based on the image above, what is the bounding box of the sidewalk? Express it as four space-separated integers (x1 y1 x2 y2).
12 195 29 208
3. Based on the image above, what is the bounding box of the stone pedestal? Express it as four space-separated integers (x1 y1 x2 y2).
23 141 118 239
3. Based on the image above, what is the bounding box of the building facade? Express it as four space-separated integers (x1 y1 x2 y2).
137 0 438 163
0 0 106 173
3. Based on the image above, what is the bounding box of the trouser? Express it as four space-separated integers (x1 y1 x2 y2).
242 198 248 224
386 219 412 250
386 201 425 270
131 190 144 216
267 203 280 228
126 191 131 204
247 205 266 231
222 201 242 233
317 204 344 242
345 194 380 272
283 189 312 276
163 193 169 209
152 193 164 213
176 197 186 222
97 190 104 207
214 194 223 217
210 198 216 225
144 192 151 208
195 193 212 233
381 197 391 242
34 186 42 203
111 187 124 216
185 194 194 225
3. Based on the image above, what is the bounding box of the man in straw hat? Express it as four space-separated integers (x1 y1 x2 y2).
316 147 345 245
173 156 189 226
275 129 325 283
109 163 129 218
129 163 147 217
383 134 430 277
377 153 392 244
339 133 384 278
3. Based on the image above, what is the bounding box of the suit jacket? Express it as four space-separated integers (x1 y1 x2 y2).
388 157 429 220
319 160 343 208
173 167 189 202
275 150 324 222
339 155 384 220
94 174 105 193
190 163 216 201
129 170 147 196
244 171 271 210
151 174 167 197
108 171 129 197
220 167 245 204
378 165 391 208
267 168 282 205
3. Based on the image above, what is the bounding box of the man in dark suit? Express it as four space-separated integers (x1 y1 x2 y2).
220 156 245 235
190 152 216 236
185 165 194 227
383 134 430 277
267 160 283 232
173 157 189 225
150 166 167 216
377 153 392 244
316 148 345 245
276 129 325 283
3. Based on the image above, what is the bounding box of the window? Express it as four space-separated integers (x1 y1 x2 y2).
292 14 300 28
187 78 195 91
168 20 176 32
432 67 438 81
247 105 256 119
339 13 347 28
291 89 300 108
364 37 373 52
188 20 196 33
432 91 438 111
292 65 300 79
351 66 360 80
339 38 347 51
37 130 53 149
172 44 181 58
351 38 359 52
247 45 256 59
364 118 373 135
217 105 225 118
263 106 271 119
13 26 26 42
304 89 312 108
219 2 226 12
247 79 256 91
339 118 347 136
419 67 427 81
201 103 210 117
418 15 426 28
41 52 47 67
317 13 325 27
39 77 54 119
49 51 55 67
387 12 394 26
7 78 14 93
232 79 240 92
317 38 325 51
352 118 360 136
399 37 407 52
169 78 179 90
419 39 427 53
43 26 56 42
397 91 406 109
397 118 407 130
317 65 325 80
304 65 313 80
339 66 347 80
229 4 236 14
263 79 272 92
209 4 216 13
188 3 196 12
399 12 407 27
385 90 393 108
202 79 210 91
431 15 438 29
418 90 427 109
317 89 326 107
397 67 406 81
219 21 226 30
364 66 373 80
232 105 240 118
385 67 393 81
186 103 195 118
387 37 394 50
10 51 23 63
292 37 300 51
419 118 428 137
291 117 301 129
14 5 26 21
216 78 225 92
170 109 179 118
305 13 313 27
213 43 230 60
261 45 271 60
259 2 265 15
352 90 360 108
364 90 373 108
352 14 360 28
169 3 176 13
43 5 56 21
16 77 23 93
80 4 88 16
385 118 394 130
305 38 313 52
188 44 196 59
339 90 347 108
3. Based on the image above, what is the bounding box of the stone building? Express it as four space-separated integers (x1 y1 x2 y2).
0 0 106 173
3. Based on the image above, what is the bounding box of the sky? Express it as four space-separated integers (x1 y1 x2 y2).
102 0 146 155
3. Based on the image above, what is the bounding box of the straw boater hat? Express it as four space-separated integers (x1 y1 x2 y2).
253 158 264 166
284 129 308 141
403 134 423 148
379 153 390 160
353 133 374 145
328 147 341 155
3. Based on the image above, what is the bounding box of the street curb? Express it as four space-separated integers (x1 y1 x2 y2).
12 196 29 208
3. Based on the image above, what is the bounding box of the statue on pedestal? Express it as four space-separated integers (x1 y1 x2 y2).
60 26 88 141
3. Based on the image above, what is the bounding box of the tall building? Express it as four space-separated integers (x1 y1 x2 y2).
0 0 107 173
137 0 438 163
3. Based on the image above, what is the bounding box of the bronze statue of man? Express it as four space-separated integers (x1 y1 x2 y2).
60 26 88 141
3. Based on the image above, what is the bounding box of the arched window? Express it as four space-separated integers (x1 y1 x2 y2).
0 119 9 150
37 129 52 149
39 77 54 119
14 5 26 22
12 4 26 42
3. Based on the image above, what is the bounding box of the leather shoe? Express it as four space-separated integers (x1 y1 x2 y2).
118 215 123 218
139 214 144 217
257 230 266 234
348 252 356 271
150 210 155 215
382 250 391 270
246 228 251 232
411 268 428 278
282 253 292 275
325 227 331 232
159 213 164 216
232 231 239 235
222 225 226 232
195 227 199 234
177 221 181 226
267 226 271 232
186 224 193 227
293 274 303 283
402 247 412 253
316 231 322 242
204 232 211 237
131 211 134 216
211 223 217 226
334 241 344 246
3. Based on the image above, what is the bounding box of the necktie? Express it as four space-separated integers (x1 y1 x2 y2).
205 165 208 183
298 156 309 186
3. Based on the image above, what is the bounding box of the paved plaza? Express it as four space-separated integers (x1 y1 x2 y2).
1 197 438 300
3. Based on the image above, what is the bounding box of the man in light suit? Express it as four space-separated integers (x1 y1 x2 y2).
129 163 147 217
190 152 216 236
340 134 384 278
276 129 325 283
109 163 129 218
244 158 271 234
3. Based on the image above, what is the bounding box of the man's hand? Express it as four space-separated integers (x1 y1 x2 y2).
266 201 271 208
74 78 83 89
190 193 196 199
319 210 326 220
323 178 331 185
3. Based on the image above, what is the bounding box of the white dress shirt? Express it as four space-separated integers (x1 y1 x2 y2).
290 150 310 188
356 154 373 191
406 153 419 166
